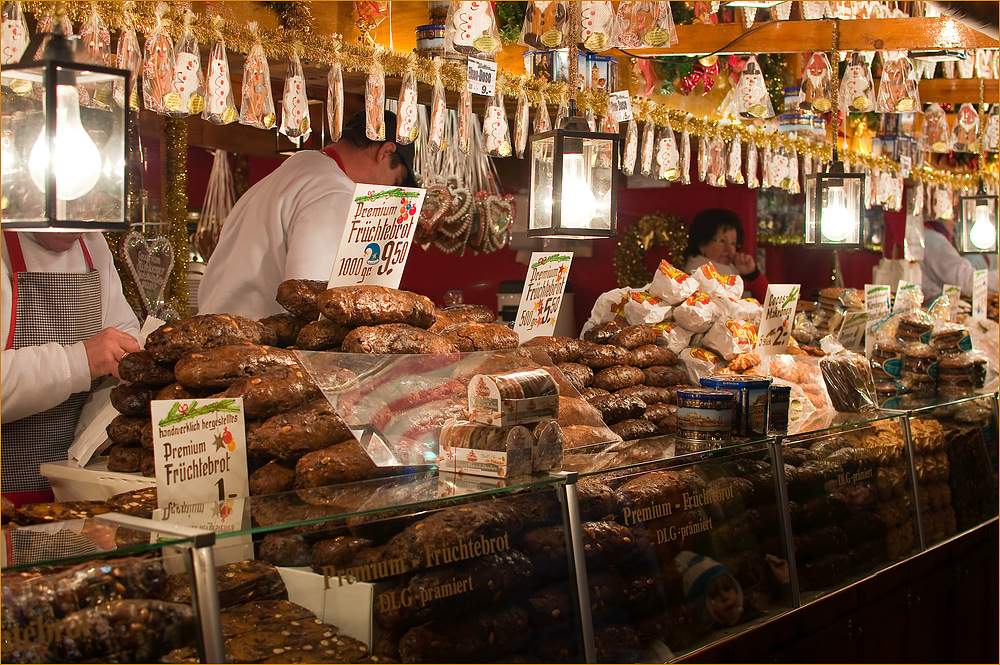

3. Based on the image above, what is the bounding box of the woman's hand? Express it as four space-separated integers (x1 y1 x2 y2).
733 252 757 276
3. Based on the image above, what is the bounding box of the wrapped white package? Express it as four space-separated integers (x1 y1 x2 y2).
649 259 698 305
673 291 720 333
691 262 744 300
677 347 725 384
702 316 758 360
580 287 631 336
651 320 694 353
623 291 673 326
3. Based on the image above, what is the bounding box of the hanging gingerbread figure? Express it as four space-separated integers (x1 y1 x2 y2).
519 1 568 50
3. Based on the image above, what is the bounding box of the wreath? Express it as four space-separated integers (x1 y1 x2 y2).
613 213 689 288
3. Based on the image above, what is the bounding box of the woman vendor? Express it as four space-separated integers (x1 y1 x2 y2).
1 231 140 506
683 208 769 302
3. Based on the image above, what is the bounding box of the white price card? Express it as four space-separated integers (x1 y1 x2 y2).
467 56 497 96
754 284 800 354
838 310 868 352
972 269 987 320
942 283 962 319
329 184 425 288
514 252 573 344
893 280 921 312
608 90 633 122
151 397 249 509
864 284 891 318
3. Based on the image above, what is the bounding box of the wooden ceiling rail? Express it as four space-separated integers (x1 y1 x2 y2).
629 17 999 56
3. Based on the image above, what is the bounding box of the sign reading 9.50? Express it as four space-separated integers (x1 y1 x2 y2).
329 185 426 290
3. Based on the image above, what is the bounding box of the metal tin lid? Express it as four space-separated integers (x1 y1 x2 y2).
416 24 445 31
700 374 773 388
676 387 735 401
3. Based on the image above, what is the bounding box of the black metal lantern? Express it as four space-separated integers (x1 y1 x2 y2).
528 114 619 238
958 181 999 253
1 24 129 231
804 160 866 247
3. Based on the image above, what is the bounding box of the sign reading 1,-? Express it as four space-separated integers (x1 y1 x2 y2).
514 251 573 343
329 183 426 289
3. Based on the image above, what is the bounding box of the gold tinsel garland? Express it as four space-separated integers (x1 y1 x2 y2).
614 213 688 288
23 0 994 194
164 118 190 318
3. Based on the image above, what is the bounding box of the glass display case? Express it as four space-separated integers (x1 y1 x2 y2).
2 392 997 663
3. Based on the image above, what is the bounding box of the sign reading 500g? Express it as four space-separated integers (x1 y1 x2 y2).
329 184 426 289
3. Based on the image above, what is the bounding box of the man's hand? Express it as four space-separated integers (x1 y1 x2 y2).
83 327 140 380
733 252 757 276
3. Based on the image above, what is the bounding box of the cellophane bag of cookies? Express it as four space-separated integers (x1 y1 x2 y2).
819 336 877 412
649 259 698 304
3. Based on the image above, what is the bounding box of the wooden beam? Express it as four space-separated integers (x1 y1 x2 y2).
631 17 999 55
917 78 1000 104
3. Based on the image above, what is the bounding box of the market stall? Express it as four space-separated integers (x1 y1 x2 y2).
1 2 999 663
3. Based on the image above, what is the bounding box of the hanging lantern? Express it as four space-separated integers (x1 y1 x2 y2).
805 161 865 247
1 20 128 231
959 182 999 253
528 109 619 238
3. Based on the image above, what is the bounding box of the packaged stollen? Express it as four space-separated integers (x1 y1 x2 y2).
691 262 744 313
468 368 559 427
649 259 698 304
623 291 673 326
674 291 720 333
678 347 725 384
327 62 344 142
651 320 694 354
438 419 535 477
819 336 877 412
581 286 630 335
703 316 757 360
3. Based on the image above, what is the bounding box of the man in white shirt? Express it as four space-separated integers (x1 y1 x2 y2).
921 217 999 303
198 110 417 320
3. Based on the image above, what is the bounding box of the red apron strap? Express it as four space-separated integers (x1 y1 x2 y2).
78 236 96 270
4 232 24 351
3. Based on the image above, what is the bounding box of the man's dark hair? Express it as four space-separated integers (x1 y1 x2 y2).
340 109 416 186
684 208 744 260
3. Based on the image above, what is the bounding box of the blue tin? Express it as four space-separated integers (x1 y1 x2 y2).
768 384 791 434
700 374 773 437
675 388 734 442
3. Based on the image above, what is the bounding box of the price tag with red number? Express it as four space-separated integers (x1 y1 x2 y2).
329 183 425 289
514 251 573 344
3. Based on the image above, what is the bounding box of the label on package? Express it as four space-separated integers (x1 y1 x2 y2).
942 283 962 319
838 309 868 352
514 251 573 343
864 284 892 356
329 184 425 288
467 56 497 96
972 269 987 320
754 284 799 353
151 398 249 509
609 90 633 122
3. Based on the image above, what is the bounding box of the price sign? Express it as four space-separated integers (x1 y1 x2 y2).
151 397 249 509
972 269 987 320
608 91 633 122
514 251 573 344
838 310 868 352
754 284 799 353
893 280 921 312
864 284 892 357
329 184 425 288
467 57 497 96
899 154 911 177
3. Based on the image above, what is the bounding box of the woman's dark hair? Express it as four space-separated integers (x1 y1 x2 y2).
684 208 744 260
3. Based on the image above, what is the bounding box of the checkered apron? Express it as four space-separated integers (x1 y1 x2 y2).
2 232 102 496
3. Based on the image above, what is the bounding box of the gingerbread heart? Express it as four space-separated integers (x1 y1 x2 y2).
416 184 451 243
121 231 174 315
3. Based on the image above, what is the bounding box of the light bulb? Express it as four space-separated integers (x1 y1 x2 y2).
820 186 852 242
969 204 997 250
559 153 597 228
28 84 102 200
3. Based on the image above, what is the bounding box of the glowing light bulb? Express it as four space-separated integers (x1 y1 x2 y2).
820 186 852 242
559 153 597 228
28 84 102 200
969 204 997 250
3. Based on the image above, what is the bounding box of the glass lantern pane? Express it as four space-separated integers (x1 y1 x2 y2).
529 137 555 233
804 176 818 243
1 63 127 229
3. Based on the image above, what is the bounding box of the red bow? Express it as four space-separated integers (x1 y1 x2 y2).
680 60 719 95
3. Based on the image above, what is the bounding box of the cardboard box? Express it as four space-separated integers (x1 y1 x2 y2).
40 459 156 502
467 371 558 427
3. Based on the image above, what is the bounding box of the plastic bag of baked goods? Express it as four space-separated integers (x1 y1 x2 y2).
623 290 673 326
819 336 877 412
702 316 757 360
649 259 698 305
673 291 720 333
651 320 693 354
677 347 725 384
